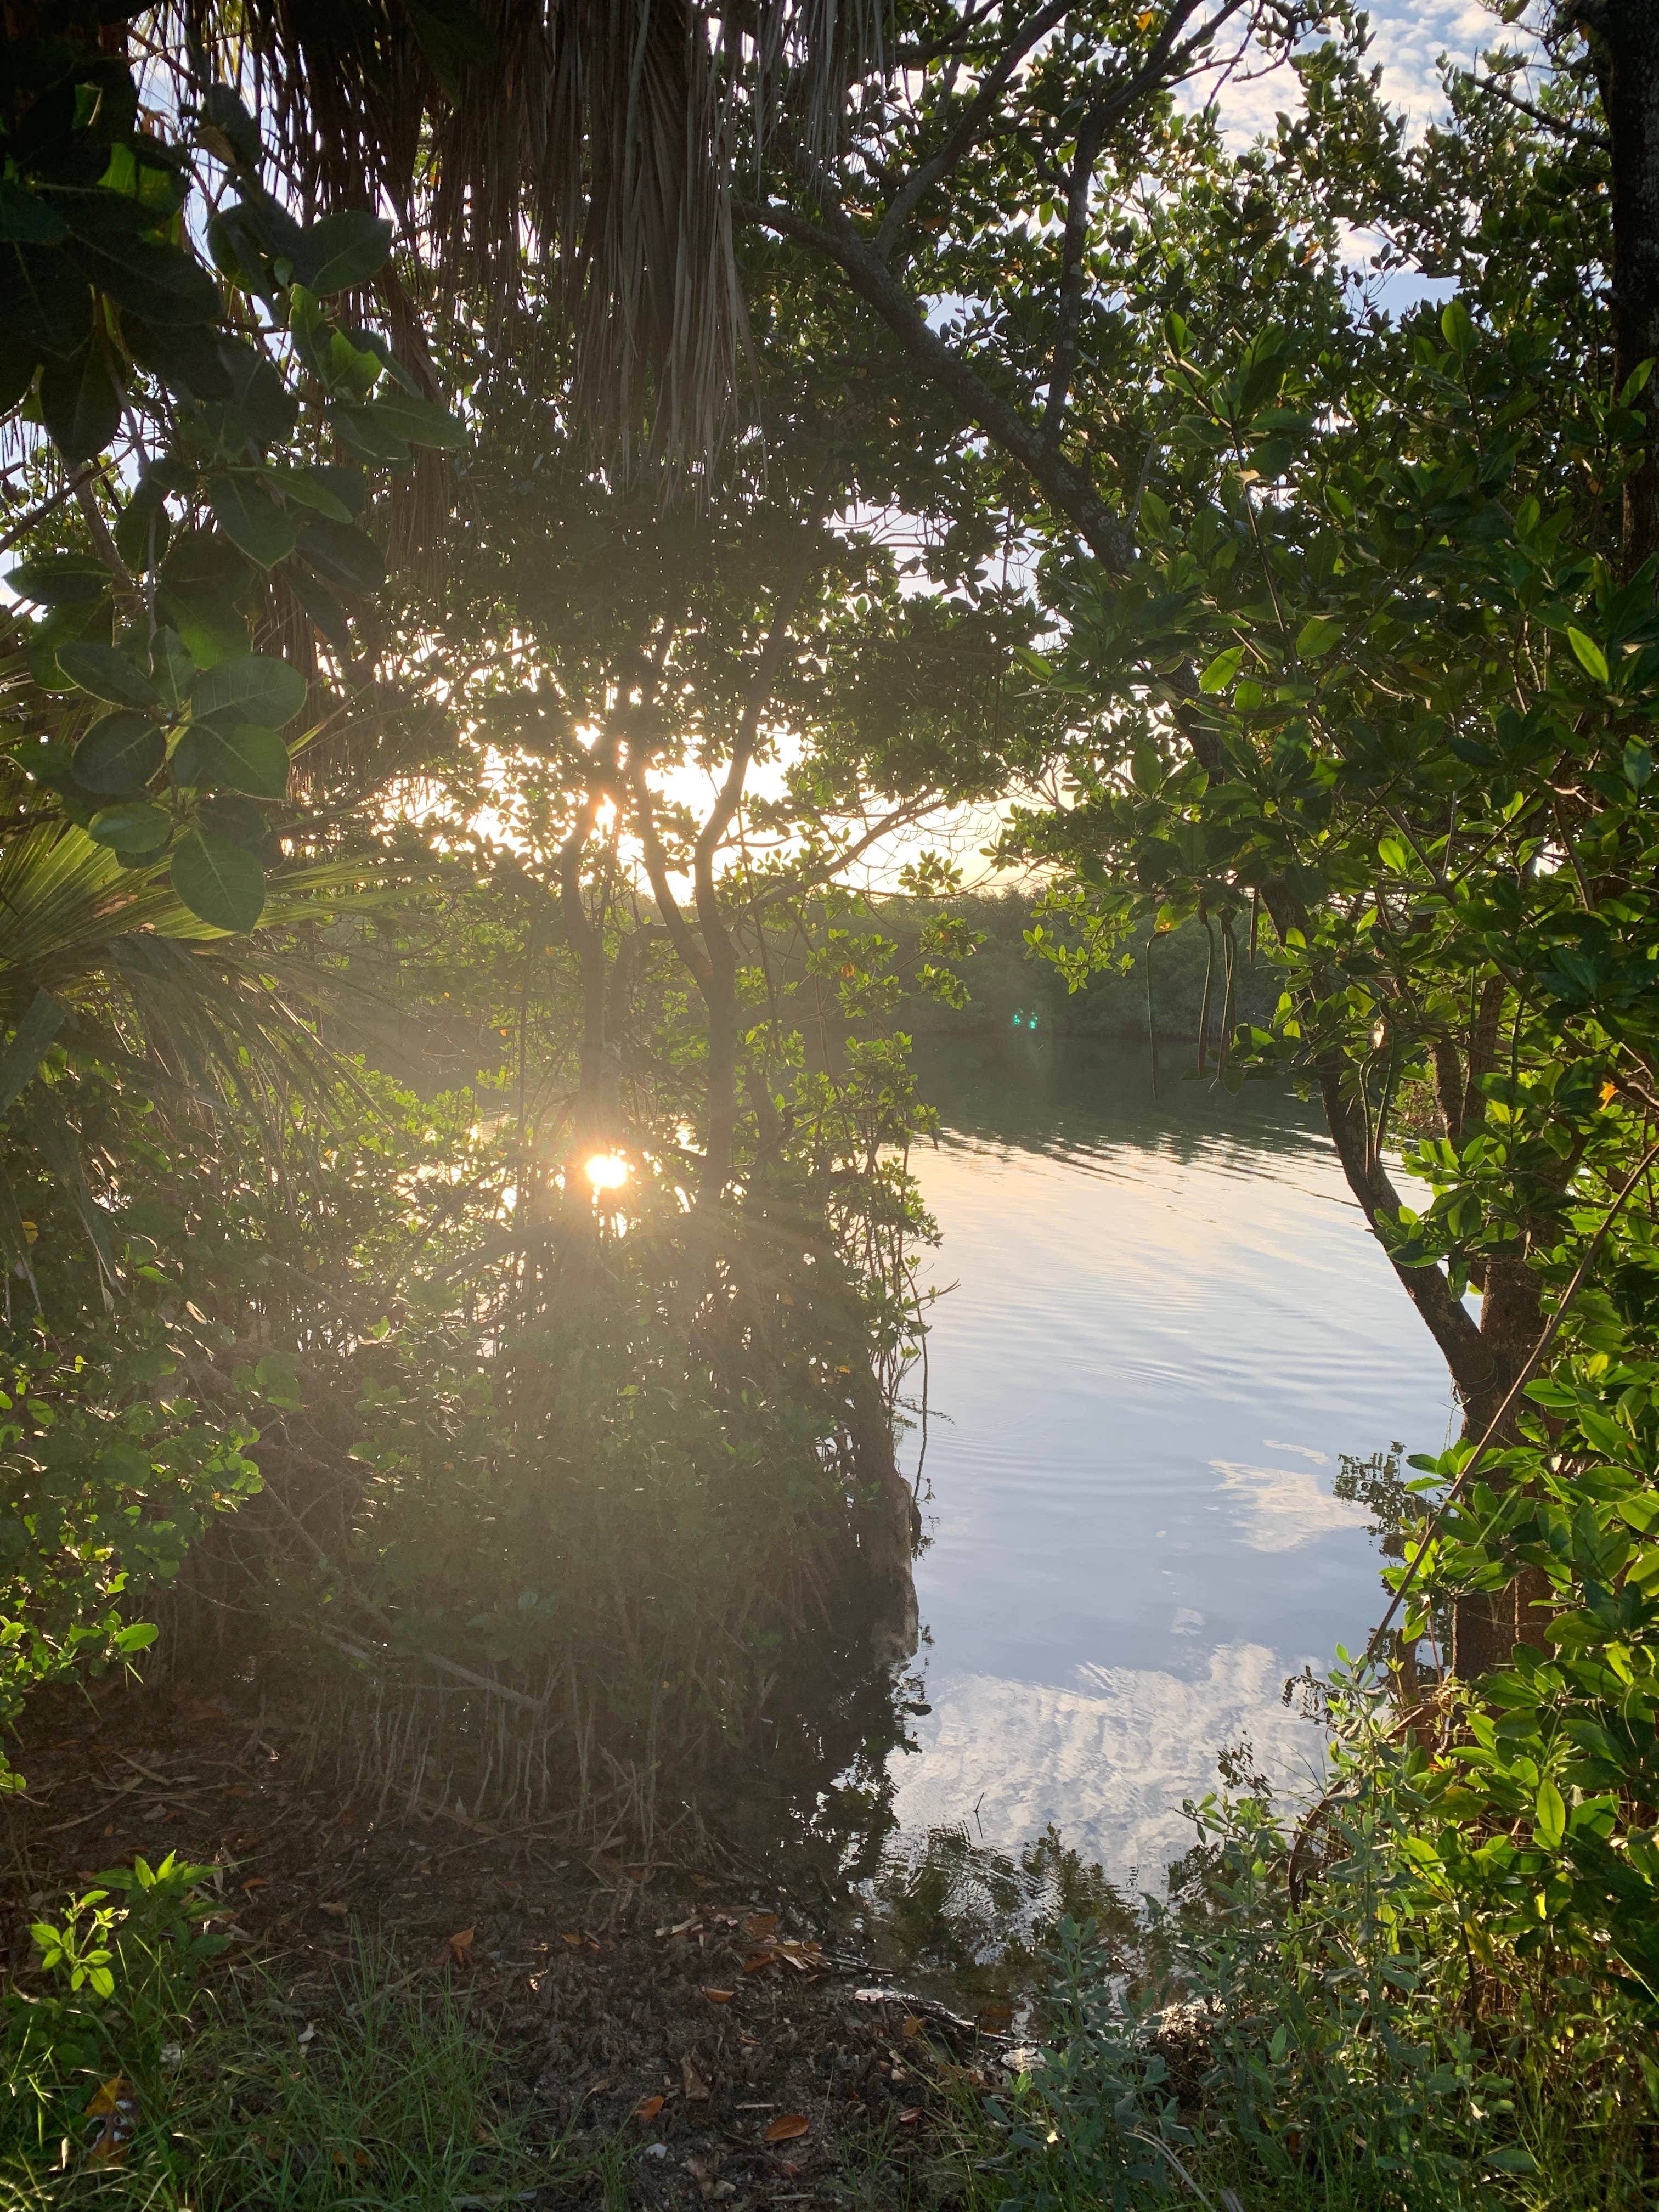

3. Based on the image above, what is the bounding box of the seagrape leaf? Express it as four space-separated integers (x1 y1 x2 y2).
40 338 123 462
200 86 262 172
206 472 298 567
89 802 171 854
171 827 266 933
73 712 165 796
172 721 290 799
124 315 234 402
297 210 393 295
1199 646 1244 693
190 653 306 730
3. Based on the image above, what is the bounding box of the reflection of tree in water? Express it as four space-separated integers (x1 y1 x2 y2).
850 1821 1139 2004
1334 1442 1451 1664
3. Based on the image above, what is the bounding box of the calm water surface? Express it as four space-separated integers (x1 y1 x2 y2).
885 1037 1458 1890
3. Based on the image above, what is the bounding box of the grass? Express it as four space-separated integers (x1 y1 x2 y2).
0 1936 573 2211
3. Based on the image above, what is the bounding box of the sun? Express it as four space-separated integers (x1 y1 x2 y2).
585 1153 629 1191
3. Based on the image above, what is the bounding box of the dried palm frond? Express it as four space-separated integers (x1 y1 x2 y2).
158 0 885 474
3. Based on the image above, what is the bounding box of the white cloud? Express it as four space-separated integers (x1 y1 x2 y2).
888 1643 1330 1888
1212 1456 1374 1551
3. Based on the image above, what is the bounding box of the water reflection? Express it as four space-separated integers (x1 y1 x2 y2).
882 1037 1458 1887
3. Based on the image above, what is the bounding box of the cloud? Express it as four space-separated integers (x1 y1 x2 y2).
888 1643 1329 1888
1212 1457 1374 1551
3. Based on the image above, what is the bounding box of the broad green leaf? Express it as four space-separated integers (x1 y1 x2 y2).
297 210 394 295
1534 1776 1566 1850
190 653 306 730
1624 737 1654 791
74 712 166 796
89 802 171 854
57 641 161 712
1199 646 1244 693
264 465 354 522
206 472 298 568
1484 2147 1540 2176
148 630 195 711
3 241 94 359
364 391 465 449
170 827 266 933
0 990 66 1118
332 403 411 465
0 181 67 245
39 338 123 462
5 556 106 606
1440 297 1475 359
1377 835 1412 874
172 721 291 800
1296 616 1342 659
297 519 387 592
1567 627 1610 684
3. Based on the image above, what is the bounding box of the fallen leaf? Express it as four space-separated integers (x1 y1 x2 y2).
901 2016 924 2039
561 1931 585 1946
703 1987 735 2003
898 2106 923 2124
318 1901 349 1917
445 1926 475 1965
635 2095 665 2121
764 2114 810 2143
84 2076 139 2165
743 1911 779 1939
681 2056 711 2101
742 1951 778 1974
240 1877 268 1893
975 2001 1014 2034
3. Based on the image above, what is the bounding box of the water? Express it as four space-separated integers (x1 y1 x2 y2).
887 1036 1458 1892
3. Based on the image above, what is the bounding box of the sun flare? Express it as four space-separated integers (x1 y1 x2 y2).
585 1153 629 1191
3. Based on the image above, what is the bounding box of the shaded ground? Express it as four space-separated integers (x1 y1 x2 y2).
2 1684 1022 2207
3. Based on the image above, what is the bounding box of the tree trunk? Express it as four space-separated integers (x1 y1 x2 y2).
1580 0 1659 569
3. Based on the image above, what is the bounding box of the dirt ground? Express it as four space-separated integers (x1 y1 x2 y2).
1 1684 1021 2207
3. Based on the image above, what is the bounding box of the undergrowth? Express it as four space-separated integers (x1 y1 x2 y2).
0 1860 561 2210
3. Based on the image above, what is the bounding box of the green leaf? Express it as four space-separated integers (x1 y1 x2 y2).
1567 627 1610 684
297 211 394 295
363 391 465 449
0 991 66 1118
57 641 161 712
1 242 93 359
332 403 411 465
200 85 262 171
264 465 354 522
74 712 166 796
1534 1776 1566 1851
407 0 496 89
172 722 291 800
1483 2147 1540 2176
1376 834 1412 874
206 471 298 568
0 181 67 245
170 827 266 933
190 653 306 730
1624 737 1654 791
297 518 387 592
1296 616 1343 659
5 556 107 606
89 802 171 855
1440 297 1476 359
38 339 122 463
1199 646 1244 693
148 630 196 710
